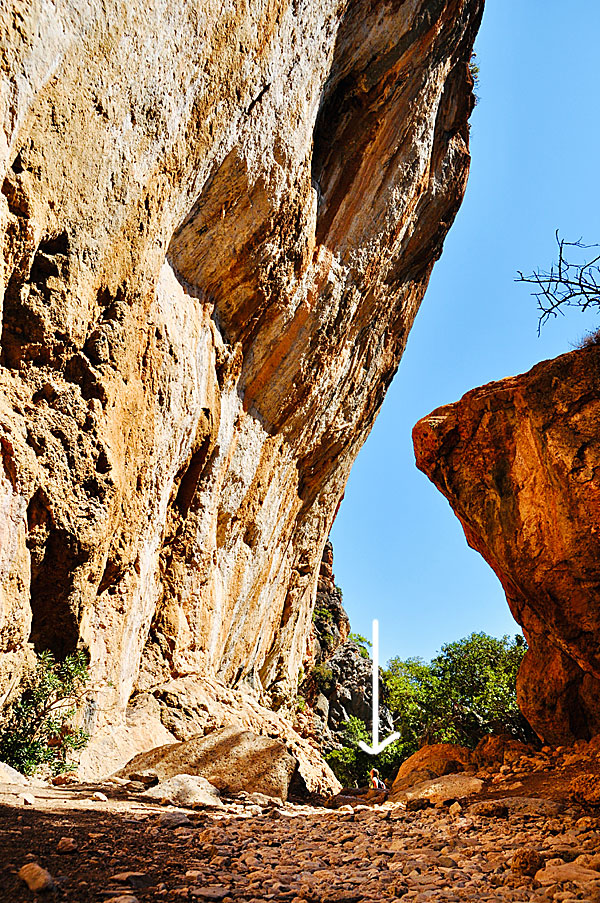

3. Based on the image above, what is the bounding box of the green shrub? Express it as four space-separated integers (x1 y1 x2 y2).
0 649 91 776
324 716 403 788
311 664 334 694
325 745 363 787
348 633 371 659
325 717 370 786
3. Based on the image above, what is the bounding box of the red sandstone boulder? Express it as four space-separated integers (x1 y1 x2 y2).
473 735 532 767
391 743 472 793
413 346 600 744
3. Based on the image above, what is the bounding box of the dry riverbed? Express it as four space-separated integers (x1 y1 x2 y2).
3 776 600 903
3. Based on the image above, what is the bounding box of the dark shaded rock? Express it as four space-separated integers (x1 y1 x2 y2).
511 848 543 877
406 797 432 811
311 541 351 665
473 735 533 767
310 641 394 750
467 800 509 818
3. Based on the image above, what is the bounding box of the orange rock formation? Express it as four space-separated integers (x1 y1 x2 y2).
413 346 600 744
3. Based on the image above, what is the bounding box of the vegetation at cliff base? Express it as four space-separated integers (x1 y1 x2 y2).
325 631 531 788
0 650 91 776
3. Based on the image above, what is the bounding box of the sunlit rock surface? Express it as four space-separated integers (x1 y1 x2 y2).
413 346 600 744
0 0 482 772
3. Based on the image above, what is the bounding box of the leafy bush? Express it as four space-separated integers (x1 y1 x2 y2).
0 650 91 776
295 694 307 713
325 716 404 787
325 744 363 787
325 716 371 786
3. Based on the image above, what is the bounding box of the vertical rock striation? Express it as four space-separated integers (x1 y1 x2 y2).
413 346 600 744
0 0 482 771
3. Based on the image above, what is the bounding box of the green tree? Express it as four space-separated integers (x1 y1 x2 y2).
324 716 408 787
348 633 371 659
325 716 371 787
0 650 92 776
383 632 532 753
325 632 533 789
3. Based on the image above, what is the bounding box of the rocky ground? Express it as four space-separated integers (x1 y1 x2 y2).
4 741 600 903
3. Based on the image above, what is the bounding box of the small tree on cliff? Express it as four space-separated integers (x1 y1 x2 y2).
517 231 600 334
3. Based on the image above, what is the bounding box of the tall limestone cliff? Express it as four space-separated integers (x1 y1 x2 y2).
0 0 483 773
413 346 600 746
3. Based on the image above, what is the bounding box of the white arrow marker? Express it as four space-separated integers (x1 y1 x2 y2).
358 618 400 756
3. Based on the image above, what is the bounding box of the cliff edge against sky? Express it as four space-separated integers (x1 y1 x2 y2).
0 0 483 772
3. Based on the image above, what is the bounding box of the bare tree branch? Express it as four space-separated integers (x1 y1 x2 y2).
516 231 600 334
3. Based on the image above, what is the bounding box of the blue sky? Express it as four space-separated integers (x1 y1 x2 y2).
330 0 600 667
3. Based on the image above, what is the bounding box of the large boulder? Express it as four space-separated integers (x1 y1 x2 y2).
391 743 472 794
141 774 224 809
390 772 483 805
413 346 600 744
115 726 298 800
473 735 532 768
0 761 30 785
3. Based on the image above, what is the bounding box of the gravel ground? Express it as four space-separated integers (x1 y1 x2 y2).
3 777 600 903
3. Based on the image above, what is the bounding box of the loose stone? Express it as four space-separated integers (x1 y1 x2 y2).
18 863 55 892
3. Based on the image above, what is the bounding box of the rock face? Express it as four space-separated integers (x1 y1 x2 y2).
309 639 395 750
310 540 350 666
0 0 482 767
413 346 600 745
295 541 393 751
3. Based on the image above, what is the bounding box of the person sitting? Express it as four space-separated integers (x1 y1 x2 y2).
369 767 386 790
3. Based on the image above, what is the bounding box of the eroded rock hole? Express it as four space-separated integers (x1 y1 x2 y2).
26 489 80 659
